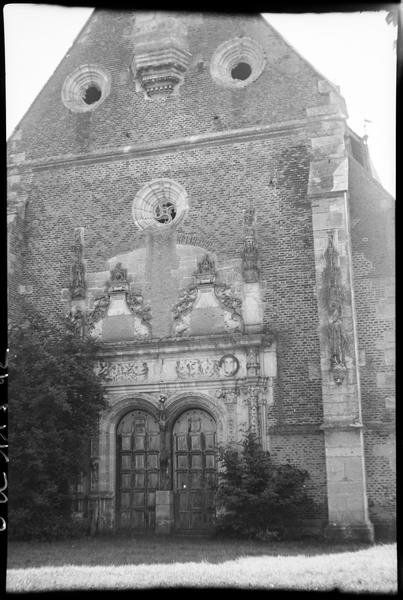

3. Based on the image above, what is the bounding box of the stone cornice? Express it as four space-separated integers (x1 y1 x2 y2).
98 331 274 359
7 113 346 173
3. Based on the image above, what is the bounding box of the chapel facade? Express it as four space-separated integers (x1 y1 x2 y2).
7 10 395 541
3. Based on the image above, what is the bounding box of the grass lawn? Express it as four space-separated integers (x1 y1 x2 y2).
6 535 397 592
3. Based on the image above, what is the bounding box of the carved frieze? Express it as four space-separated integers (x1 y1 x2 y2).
96 361 149 383
176 355 240 379
322 231 352 385
176 358 218 379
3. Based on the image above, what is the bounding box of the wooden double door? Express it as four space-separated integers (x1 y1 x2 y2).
172 409 217 532
116 407 217 532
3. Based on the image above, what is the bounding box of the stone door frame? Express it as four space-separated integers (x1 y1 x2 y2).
97 391 225 532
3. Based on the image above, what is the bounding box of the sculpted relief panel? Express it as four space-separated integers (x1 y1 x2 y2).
176 355 240 379
98 353 243 385
96 361 149 383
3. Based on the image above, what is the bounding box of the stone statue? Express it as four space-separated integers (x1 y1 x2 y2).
110 262 128 284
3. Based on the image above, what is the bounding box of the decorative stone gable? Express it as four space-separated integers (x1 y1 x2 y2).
172 254 243 336
131 13 191 99
87 262 151 341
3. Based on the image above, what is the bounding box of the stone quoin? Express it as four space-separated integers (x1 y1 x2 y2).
7 10 395 541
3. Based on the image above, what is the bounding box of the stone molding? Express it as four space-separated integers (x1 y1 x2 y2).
99 331 274 357
9 115 347 173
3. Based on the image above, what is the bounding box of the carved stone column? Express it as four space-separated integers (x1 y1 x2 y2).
216 386 239 444
241 203 263 332
308 102 374 542
155 393 174 534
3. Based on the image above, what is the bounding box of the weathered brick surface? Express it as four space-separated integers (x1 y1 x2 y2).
8 11 328 160
349 158 395 424
270 432 328 521
349 157 395 527
363 429 396 535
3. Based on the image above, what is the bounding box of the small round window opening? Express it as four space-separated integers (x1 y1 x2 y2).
210 38 266 89
132 179 189 232
154 200 177 224
231 62 252 81
83 85 102 105
61 64 111 113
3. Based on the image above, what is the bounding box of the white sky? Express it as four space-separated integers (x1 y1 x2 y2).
3 4 397 196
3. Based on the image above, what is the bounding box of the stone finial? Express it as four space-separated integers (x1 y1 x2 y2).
195 254 216 285
69 228 86 299
109 262 129 292
246 347 260 376
242 238 259 283
242 202 259 283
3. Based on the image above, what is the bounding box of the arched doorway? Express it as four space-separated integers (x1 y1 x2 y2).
116 409 160 531
172 408 217 532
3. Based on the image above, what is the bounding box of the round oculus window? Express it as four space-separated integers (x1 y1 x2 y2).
61 64 111 113
210 37 265 88
132 179 188 231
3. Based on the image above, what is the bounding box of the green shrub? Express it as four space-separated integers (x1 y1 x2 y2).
216 429 315 540
8 299 106 540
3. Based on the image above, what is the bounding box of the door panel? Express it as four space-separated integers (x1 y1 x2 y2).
173 408 217 532
117 410 160 531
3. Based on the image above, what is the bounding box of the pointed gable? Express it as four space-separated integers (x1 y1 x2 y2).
8 10 347 161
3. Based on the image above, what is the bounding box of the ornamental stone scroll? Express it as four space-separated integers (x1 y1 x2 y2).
96 361 149 383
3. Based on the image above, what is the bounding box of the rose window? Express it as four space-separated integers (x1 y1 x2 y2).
132 179 188 231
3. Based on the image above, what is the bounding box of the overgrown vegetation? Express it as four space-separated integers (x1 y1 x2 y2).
8 299 106 540
216 430 316 540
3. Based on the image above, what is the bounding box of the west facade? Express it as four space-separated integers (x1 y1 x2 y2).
7 10 395 540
